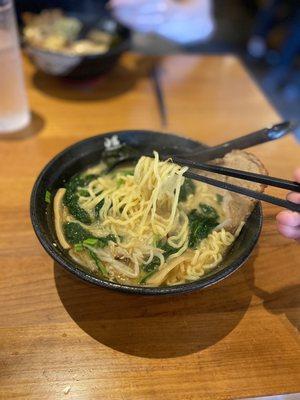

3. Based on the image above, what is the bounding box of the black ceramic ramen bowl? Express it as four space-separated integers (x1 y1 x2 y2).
24 14 131 79
30 130 263 295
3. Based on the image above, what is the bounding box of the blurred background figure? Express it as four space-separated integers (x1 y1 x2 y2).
110 0 215 45
247 0 300 99
245 0 300 138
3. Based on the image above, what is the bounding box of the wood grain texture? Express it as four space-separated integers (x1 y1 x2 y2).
0 54 299 400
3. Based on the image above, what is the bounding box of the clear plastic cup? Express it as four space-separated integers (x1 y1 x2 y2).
0 0 30 132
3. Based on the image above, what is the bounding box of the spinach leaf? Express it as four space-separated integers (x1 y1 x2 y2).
116 178 124 188
64 222 116 247
116 170 134 187
78 189 90 197
158 240 178 258
64 197 91 224
64 222 92 244
188 209 219 248
87 249 108 276
119 169 134 176
97 234 117 248
95 198 105 218
179 178 196 202
139 270 157 284
64 223 113 277
66 174 97 193
63 174 97 224
141 240 177 274
142 256 161 273
199 203 218 219
82 174 98 185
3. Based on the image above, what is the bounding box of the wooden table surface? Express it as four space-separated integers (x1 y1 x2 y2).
0 54 299 400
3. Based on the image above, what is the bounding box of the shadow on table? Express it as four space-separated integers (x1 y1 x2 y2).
32 57 159 102
0 111 45 140
54 253 256 359
250 282 300 332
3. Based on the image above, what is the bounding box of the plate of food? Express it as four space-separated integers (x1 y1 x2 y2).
30 130 269 294
22 9 131 79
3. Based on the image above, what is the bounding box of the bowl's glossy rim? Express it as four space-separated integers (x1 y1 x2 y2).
30 130 263 295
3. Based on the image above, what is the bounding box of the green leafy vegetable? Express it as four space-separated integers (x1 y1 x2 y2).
66 174 97 193
74 243 84 252
88 249 107 276
158 240 178 258
141 240 178 276
63 174 97 224
188 208 219 248
45 190 51 204
67 202 91 224
179 178 196 202
216 194 223 204
83 238 98 246
64 222 115 277
116 178 124 188
95 198 105 218
142 256 161 273
119 169 134 176
64 222 117 247
139 270 157 284
153 235 161 246
78 189 90 197
64 222 92 244
116 170 134 188
97 234 117 248
199 203 218 219
82 174 98 185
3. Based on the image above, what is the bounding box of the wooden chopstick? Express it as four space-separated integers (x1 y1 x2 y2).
171 155 300 193
184 170 300 212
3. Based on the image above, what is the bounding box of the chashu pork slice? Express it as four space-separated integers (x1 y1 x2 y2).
204 150 268 234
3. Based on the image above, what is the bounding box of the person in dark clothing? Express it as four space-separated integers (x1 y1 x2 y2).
247 0 300 89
